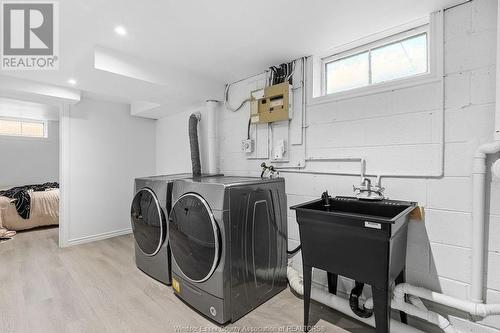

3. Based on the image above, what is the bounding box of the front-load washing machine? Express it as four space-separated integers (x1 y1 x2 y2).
131 174 193 285
168 176 288 324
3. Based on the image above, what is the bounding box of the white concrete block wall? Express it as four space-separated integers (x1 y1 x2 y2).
155 0 500 331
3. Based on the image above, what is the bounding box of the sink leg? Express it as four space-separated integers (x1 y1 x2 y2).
327 272 338 295
372 286 391 333
303 265 312 332
395 269 408 324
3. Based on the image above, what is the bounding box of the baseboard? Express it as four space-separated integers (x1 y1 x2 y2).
66 228 132 246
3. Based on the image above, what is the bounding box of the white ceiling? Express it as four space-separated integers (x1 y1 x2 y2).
1 0 459 118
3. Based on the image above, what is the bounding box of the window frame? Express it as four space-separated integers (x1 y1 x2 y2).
308 13 443 105
0 117 48 139
321 24 430 96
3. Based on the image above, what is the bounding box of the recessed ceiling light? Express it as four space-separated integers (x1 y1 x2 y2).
67 78 77 85
114 25 127 36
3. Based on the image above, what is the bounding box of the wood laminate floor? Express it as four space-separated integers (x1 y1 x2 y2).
0 227 374 333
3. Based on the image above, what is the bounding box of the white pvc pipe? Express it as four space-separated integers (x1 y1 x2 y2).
364 293 458 333
407 295 427 311
393 292 456 333
477 141 500 155
394 283 500 318
286 266 425 333
471 141 500 303
289 264 500 332
392 300 457 333
472 153 487 303
469 1 500 300
206 100 218 175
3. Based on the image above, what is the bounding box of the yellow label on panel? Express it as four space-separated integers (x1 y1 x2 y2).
172 278 180 293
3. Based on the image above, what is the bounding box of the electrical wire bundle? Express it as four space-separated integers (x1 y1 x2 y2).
224 83 252 112
268 61 295 86
224 60 296 112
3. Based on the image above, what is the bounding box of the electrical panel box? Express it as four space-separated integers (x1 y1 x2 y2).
250 82 291 124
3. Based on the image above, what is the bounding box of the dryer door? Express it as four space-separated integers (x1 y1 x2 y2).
169 193 220 283
131 188 165 256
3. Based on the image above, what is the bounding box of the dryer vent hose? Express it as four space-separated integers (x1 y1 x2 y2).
189 113 202 177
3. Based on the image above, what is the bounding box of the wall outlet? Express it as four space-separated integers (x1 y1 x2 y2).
241 139 254 153
272 139 286 160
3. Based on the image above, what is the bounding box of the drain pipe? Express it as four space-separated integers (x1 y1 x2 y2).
289 264 500 332
364 281 500 332
393 283 500 318
189 112 202 177
364 290 458 333
471 0 500 301
392 298 457 333
471 142 500 303
287 266 424 333
206 100 219 175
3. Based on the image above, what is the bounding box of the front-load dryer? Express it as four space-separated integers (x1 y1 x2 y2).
168 176 288 324
131 174 193 285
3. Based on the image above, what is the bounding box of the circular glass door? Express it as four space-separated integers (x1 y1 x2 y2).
130 188 165 256
169 193 220 283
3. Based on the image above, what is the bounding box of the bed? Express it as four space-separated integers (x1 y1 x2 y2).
0 189 59 231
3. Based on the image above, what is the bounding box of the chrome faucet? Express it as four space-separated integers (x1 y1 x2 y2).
353 176 385 200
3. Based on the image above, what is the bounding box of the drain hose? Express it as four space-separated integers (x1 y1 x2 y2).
349 282 373 318
189 113 202 177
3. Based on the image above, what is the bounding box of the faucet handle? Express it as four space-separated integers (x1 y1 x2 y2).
321 190 330 199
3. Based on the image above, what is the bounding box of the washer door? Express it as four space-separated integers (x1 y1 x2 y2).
169 193 220 283
130 188 165 256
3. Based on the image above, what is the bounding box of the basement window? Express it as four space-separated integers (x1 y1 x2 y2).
323 25 429 95
0 118 47 138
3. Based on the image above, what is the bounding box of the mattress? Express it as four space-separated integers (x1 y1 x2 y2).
0 189 59 231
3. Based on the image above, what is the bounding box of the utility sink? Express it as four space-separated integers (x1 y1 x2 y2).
291 195 417 333
294 196 415 223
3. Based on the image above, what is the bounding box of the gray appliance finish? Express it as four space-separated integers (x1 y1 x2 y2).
131 174 193 285
168 176 288 324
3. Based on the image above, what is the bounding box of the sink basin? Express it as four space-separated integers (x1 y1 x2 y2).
292 195 418 333
290 195 416 289
291 196 415 223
